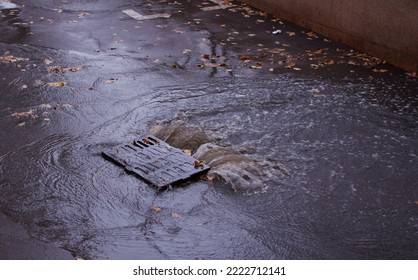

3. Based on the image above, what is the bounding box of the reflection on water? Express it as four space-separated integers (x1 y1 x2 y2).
0 59 417 259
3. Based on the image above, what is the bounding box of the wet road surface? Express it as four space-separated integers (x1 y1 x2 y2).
0 0 417 259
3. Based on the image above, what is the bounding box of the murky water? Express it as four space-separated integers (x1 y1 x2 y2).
1 1 417 260
1 58 417 258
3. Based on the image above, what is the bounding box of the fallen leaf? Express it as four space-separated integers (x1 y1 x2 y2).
194 160 204 168
150 205 162 213
171 212 182 218
48 81 66 87
406 72 417 78
48 65 82 73
372 68 388 73
61 104 73 109
183 49 191 54
239 55 251 61
183 149 192 156
325 59 334 65
12 110 32 119
0 54 29 64
293 67 301 71
17 122 26 127
105 78 118 84
78 12 89 18
250 62 263 69
259 53 268 58
44 59 54 65
287 31 296 37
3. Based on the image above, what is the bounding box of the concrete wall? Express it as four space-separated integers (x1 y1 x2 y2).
240 0 418 72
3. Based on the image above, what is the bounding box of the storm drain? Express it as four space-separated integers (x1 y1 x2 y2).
102 135 210 188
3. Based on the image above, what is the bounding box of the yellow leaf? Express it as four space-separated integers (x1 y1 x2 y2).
48 81 66 87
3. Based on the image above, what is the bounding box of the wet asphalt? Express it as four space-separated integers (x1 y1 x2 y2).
0 0 417 260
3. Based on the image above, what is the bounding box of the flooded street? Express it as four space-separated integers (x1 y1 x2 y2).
1 0 417 259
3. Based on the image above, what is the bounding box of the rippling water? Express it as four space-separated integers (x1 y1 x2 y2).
1 65 417 259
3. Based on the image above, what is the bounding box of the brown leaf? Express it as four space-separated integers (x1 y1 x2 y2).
48 81 66 87
0 54 29 64
194 160 204 169
150 205 162 213
48 66 82 73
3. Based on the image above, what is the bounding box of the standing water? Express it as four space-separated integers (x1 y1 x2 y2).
0 0 417 260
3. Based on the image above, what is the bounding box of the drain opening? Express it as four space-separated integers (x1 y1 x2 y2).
102 135 210 188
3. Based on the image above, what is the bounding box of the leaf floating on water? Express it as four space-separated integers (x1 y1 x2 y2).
150 205 162 213
173 28 185 34
0 54 29 64
372 68 388 73
325 59 334 65
61 104 73 110
171 212 182 218
44 59 54 65
48 66 82 73
250 62 263 69
48 81 66 87
105 78 118 84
